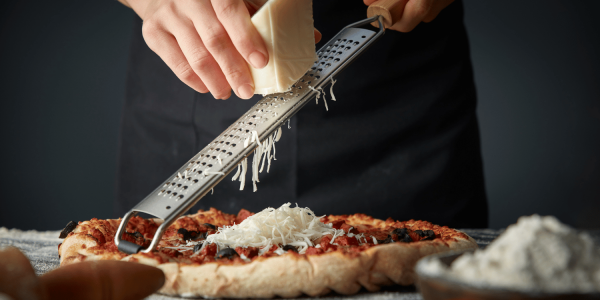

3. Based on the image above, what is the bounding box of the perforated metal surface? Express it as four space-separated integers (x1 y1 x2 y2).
115 16 385 253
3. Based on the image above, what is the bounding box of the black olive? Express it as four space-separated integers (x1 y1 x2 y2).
192 231 207 241
282 245 298 253
377 235 395 244
391 228 407 236
177 228 189 239
215 248 239 260
126 231 144 240
400 234 412 243
415 230 425 237
204 223 217 231
193 243 203 253
59 221 77 239
422 230 435 241
178 228 198 241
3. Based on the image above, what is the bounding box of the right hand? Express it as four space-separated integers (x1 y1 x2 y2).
126 0 270 100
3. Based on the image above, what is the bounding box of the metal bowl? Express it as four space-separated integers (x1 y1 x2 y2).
415 251 600 300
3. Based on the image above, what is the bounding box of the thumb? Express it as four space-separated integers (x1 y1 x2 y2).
40 261 165 300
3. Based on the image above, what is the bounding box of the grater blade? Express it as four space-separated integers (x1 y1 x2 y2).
115 16 385 254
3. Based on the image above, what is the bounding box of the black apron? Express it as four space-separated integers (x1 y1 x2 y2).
115 0 488 228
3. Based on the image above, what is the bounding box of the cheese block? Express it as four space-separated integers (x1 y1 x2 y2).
249 0 317 95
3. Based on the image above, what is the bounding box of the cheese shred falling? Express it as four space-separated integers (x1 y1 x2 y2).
232 127 282 192
205 203 338 255
230 80 340 191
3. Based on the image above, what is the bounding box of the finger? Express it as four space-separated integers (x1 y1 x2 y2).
423 0 454 23
142 21 209 94
314 28 322 43
191 1 256 99
40 261 165 300
363 0 378 5
390 0 434 32
168 19 232 100
212 0 269 69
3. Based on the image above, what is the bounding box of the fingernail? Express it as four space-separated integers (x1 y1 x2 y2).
222 92 231 100
249 51 267 69
237 84 254 99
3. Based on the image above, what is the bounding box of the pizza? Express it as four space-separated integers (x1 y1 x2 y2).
57 203 477 298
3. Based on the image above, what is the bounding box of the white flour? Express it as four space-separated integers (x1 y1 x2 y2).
420 215 600 293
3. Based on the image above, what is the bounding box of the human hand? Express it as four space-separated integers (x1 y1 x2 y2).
124 0 270 100
0 247 165 300
364 0 454 32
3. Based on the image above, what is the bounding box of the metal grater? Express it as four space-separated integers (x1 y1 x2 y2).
115 16 385 254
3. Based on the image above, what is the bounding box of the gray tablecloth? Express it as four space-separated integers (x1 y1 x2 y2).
0 227 567 300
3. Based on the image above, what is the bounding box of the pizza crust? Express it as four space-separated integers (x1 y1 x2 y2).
58 213 478 298
118 235 477 298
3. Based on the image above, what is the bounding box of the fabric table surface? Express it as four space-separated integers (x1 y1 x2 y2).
1 228 598 300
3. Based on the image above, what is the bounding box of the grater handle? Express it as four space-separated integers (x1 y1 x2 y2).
366 0 407 29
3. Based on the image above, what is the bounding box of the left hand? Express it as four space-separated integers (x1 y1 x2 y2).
364 0 455 32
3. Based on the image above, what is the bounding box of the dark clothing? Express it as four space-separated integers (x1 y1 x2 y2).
115 0 488 228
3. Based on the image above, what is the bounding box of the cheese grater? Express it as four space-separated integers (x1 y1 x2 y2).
115 16 385 254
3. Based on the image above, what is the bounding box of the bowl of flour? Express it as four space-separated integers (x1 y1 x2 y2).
416 215 600 299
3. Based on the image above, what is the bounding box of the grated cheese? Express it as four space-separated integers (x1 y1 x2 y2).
330 78 337 101
205 203 338 255
233 127 283 192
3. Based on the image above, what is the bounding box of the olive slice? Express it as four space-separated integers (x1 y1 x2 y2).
391 228 407 236
204 223 217 231
400 234 412 243
215 248 239 260
178 228 203 241
126 231 144 239
193 243 203 253
282 245 298 253
59 221 77 239
377 234 394 244
192 231 207 241
422 230 435 241
177 228 189 240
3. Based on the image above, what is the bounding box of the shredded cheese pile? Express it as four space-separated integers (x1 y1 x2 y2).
205 203 337 255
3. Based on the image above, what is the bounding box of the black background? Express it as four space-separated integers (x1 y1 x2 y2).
1 0 598 230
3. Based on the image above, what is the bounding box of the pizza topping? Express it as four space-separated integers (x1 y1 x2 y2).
200 243 217 257
235 209 254 224
415 230 435 240
204 203 338 255
59 221 77 239
203 223 217 231
235 247 259 259
215 248 239 260
390 228 413 243
305 247 324 255
377 235 394 244
128 231 144 239
282 245 298 253
177 228 205 241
